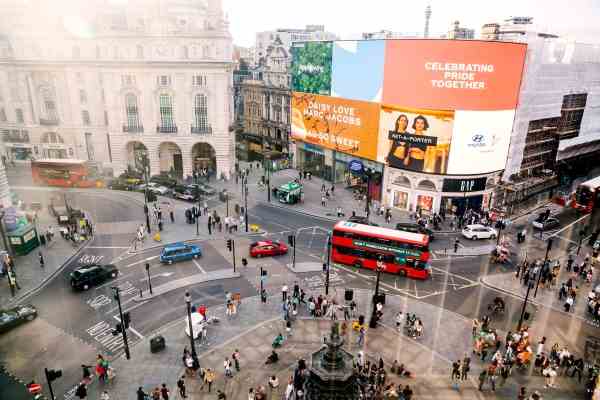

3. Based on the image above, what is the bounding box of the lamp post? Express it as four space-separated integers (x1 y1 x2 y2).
195 172 200 236
111 287 131 360
517 281 534 332
185 291 198 361
140 153 151 234
145 263 153 295
324 234 332 296
368 257 385 328
265 154 271 203
534 238 553 298
244 176 249 232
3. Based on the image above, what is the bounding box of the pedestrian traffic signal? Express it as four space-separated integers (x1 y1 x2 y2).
45 368 62 382
288 235 295 246
123 312 131 329
226 239 233 251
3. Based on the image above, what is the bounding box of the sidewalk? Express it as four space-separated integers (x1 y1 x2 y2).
0 207 88 308
83 287 586 400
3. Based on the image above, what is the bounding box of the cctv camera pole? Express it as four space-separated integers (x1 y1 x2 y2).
112 287 131 360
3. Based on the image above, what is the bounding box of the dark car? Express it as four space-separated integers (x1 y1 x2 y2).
189 183 216 196
70 264 119 291
347 216 379 226
108 178 132 191
532 216 560 231
0 304 37 334
395 223 435 240
150 175 178 188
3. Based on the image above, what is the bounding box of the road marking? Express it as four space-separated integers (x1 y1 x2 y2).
124 255 159 268
85 320 125 352
549 213 590 238
113 315 145 340
138 272 174 282
94 271 137 290
87 295 112 310
78 254 104 265
86 246 131 249
192 259 207 273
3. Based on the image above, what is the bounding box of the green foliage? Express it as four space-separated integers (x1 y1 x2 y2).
292 42 332 95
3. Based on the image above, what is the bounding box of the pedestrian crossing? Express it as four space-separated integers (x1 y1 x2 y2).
85 320 126 353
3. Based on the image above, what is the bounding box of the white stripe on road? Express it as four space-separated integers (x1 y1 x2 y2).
124 256 159 268
86 246 131 249
192 259 207 273
549 213 590 239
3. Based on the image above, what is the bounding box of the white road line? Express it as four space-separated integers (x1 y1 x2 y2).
192 258 207 273
549 213 590 238
86 246 131 249
124 256 159 268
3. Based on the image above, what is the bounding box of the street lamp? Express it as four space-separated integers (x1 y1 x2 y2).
325 234 332 296
139 153 151 234
517 281 534 332
534 238 553 298
185 291 198 360
368 257 385 328
265 153 271 203
244 176 249 232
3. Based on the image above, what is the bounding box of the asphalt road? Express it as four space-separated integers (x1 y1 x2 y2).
2 188 599 399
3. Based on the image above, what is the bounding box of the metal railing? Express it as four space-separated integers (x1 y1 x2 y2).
122 125 144 133
191 125 212 135
156 125 178 134
39 118 59 126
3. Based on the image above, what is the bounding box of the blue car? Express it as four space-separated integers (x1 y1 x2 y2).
160 242 202 264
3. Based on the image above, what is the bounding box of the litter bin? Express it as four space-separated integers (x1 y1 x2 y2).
150 335 166 353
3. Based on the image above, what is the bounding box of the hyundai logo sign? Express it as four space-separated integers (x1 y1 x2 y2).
471 134 484 143
348 159 364 173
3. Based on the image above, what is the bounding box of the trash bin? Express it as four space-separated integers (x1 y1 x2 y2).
150 335 166 353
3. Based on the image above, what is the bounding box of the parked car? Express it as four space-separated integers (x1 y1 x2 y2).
532 216 560 231
347 216 379 226
173 187 199 202
108 178 132 191
119 171 143 185
249 240 288 258
0 304 37 333
160 242 202 264
461 224 498 240
70 264 119 291
395 222 435 240
148 183 171 196
150 175 178 188
189 183 216 196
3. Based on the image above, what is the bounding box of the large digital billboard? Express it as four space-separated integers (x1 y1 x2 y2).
291 93 380 161
290 39 527 175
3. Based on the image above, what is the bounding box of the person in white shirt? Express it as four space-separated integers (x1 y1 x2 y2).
282 285 288 302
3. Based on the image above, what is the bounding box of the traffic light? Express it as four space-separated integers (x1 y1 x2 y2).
226 239 233 251
288 235 295 247
45 368 62 382
123 312 131 329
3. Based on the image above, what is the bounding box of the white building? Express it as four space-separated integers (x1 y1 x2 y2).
0 0 234 179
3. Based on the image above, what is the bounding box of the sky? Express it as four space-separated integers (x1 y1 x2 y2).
222 0 600 47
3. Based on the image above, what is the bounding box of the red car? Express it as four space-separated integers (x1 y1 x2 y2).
249 240 288 258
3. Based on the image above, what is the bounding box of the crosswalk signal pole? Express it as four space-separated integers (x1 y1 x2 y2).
112 287 131 360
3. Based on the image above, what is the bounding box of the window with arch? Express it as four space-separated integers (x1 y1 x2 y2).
41 88 58 121
125 93 140 129
159 93 174 128
193 94 209 132
417 180 436 191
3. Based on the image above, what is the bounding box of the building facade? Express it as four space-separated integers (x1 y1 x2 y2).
0 0 234 179
447 21 475 40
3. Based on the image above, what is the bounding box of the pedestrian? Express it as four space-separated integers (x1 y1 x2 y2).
100 391 110 400
224 357 233 377
137 387 148 400
454 238 460 253
204 369 215 392
321 195 326 207
160 383 170 400
170 207 175 223
75 383 88 399
233 349 241 371
176 376 186 399
248 388 255 400
477 370 487 391
39 252 44 268
357 326 365 346
216 390 227 400
282 284 288 302
461 354 470 380
207 216 212 235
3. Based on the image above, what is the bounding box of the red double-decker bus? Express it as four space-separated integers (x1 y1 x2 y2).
572 176 600 213
331 221 431 279
31 159 101 188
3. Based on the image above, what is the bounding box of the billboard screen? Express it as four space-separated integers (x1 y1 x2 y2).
291 42 332 95
291 39 527 175
291 92 380 161
378 106 454 174
382 40 526 111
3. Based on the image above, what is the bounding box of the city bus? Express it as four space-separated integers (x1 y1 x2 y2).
571 176 600 213
331 221 431 279
31 159 102 188
277 181 303 204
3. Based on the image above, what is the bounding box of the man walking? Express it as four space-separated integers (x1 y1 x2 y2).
357 326 365 346
207 216 212 235
176 376 186 399
39 252 44 268
233 349 241 372
160 383 170 400
454 238 460 253
282 284 288 302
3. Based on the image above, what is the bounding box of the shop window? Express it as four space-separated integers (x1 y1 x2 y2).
393 191 409 209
